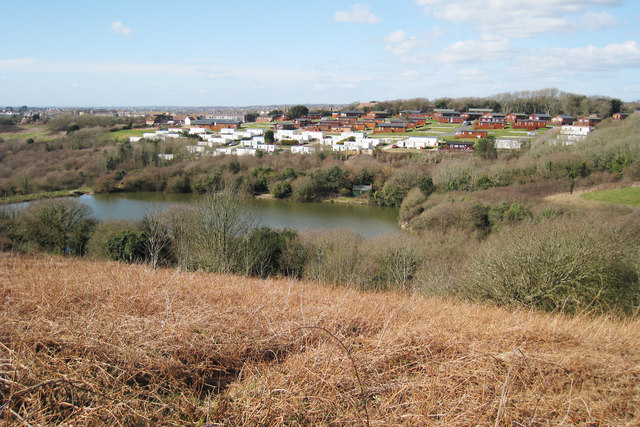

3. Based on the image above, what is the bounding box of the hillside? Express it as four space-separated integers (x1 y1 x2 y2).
1 253 638 425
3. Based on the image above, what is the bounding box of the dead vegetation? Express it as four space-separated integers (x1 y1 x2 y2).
1 253 638 425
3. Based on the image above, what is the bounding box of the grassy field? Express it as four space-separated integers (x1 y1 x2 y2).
109 128 155 140
1 253 638 425
581 186 640 206
0 125 58 142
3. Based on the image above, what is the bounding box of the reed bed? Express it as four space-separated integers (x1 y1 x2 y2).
1 253 638 425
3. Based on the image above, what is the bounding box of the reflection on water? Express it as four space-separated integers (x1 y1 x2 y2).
75 193 400 238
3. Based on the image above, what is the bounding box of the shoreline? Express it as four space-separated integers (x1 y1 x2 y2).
0 188 93 206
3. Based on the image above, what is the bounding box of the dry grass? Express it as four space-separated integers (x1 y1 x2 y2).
1 253 639 425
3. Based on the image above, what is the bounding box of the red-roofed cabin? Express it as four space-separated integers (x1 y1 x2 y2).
577 116 602 126
512 120 547 130
505 113 528 123
455 130 488 139
474 121 505 130
550 115 575 125
364 111 390 119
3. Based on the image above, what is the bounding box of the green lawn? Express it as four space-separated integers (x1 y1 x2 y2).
109 129 154 140
581 187 640 207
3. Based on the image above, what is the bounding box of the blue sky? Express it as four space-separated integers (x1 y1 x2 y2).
1 0 639 106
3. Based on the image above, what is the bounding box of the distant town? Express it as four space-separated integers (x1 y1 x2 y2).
2 100 636 161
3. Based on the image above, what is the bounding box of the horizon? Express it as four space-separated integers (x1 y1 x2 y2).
2 1 640 106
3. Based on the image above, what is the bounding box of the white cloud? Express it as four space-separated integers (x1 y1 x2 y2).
397 70 421 81
580 11 618 29
0 58 40 70
511 40 640 76
458 68 490 82
435 35 514 64
383 30 422 55
415 0 622 38
111 21 133 36
333 3 380 24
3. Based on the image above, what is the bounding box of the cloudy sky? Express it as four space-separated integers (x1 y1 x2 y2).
1 0 639 106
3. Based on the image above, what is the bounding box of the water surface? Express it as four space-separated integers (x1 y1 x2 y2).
76 193 400 238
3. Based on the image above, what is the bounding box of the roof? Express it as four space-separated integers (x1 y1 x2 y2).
192 119 240 125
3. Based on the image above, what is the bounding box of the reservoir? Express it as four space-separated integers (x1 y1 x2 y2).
72 193 400 238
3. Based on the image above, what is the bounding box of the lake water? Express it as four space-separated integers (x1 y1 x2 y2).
69 193 400 238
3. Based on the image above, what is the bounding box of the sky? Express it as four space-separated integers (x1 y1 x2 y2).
1 0 639 107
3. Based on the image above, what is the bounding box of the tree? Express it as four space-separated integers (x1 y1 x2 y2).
106 230 146 263
242 227 299 278
474 136 497 160
140 210 173 269
271 181 292 199
19 199 96 255
190 187 255 273
288 105 309 119
264 129 275 144
610 98 623 116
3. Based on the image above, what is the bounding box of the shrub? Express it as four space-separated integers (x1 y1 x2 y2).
17 199 96 255
301 229 363 286
270 181 292 199
241 227 301 278
106 230 146 263
166 175 191 193
291 176 318 202
399 187 426 223
467 216 640 315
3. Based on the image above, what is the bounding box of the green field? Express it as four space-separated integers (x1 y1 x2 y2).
109 128 154 140
581 187 640 206
0 126 58 142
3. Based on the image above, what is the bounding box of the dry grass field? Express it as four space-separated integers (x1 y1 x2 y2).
1 253 638 425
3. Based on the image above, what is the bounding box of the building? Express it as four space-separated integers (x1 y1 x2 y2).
290 145 316 154
399 136 439 149
550 115 575 126
191 119 241 130
529 113 551 122
495 138 523 149
505 113 528 123
612 113 629 121
512 120 547 130
256 115 276 123
205 113 256 123
455 130 488 139
557 125 591 144
440 141 474 152
576 116 601 126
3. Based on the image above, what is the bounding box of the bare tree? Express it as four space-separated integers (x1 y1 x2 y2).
190 186 256 273
141 208 172 270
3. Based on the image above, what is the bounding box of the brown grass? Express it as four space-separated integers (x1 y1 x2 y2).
1 253 638 425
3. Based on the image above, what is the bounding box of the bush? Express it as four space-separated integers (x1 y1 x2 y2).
291 176 318 202
399 187 426 223
241 227 301 278
106 230 146 263
467 216 640 315
166 175 191 193
17 199 96 255
270 181 292 199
